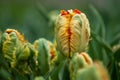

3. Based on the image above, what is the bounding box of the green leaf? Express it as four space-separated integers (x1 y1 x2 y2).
106 24 120 46
35 39 50 75
58 59 67 80
110 61 120 80
51 61 62 80
0 68 11 80
51 52 66 80
35 0 49 21
88 5 114 66
114 45 120 61
89 5 106 39
11 68 28 80
111 33 120 46
88 31 113 66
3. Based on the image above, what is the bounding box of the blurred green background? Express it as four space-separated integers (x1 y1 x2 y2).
0 0 120 80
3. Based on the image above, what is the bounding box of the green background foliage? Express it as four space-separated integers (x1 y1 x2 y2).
0 0 120 80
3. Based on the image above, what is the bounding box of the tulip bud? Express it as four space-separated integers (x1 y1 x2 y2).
55 9 90 58
76 66 101 80
69 52 93 80
93 61 110 80
1 29 25 67
76 61 110 80
34 38 57 75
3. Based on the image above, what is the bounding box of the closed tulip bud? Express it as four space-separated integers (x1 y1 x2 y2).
93 61 110 80
55 9 90 58
69 52 93 80
76 61 110 80
76 65 101 80
34 38 57 75
1 29 25 67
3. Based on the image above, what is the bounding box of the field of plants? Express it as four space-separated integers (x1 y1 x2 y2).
0 0 120 80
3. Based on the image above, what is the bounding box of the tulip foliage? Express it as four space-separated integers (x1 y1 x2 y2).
0 8 119 80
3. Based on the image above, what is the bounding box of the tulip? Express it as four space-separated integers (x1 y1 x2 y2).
69 52 93 80
34 38 57 75
55 9 90 58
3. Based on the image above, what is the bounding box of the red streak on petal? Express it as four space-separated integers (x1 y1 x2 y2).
74 9 81 14
6 29 26 44
67 27 72 54
61 10 69 16
50 48 55 60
